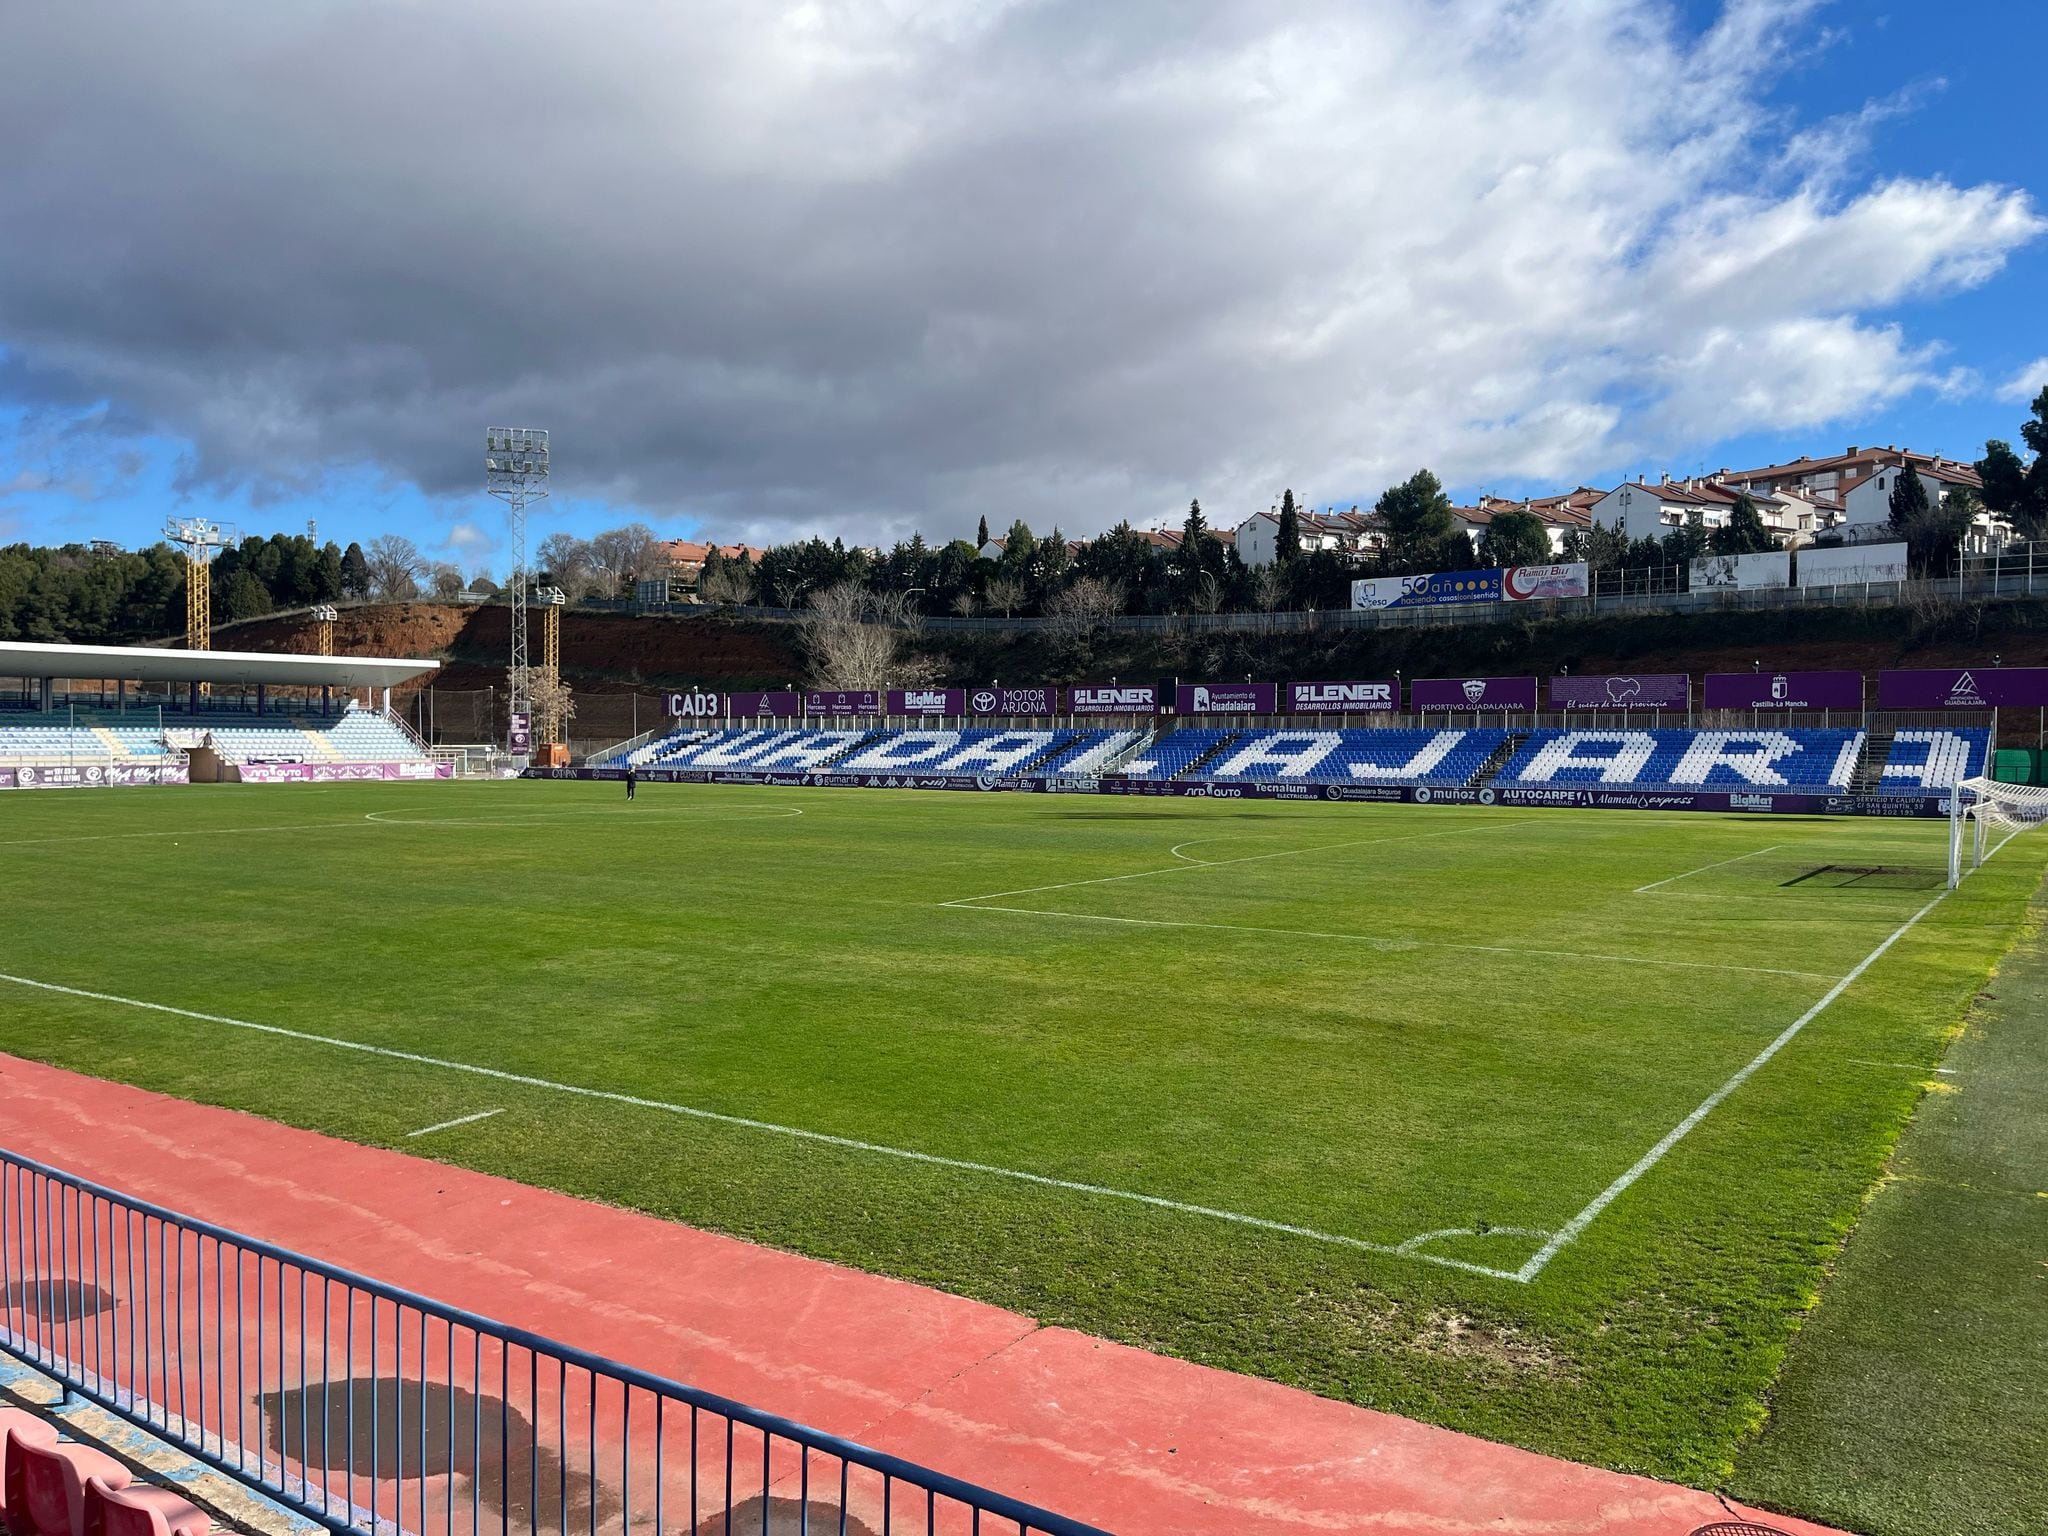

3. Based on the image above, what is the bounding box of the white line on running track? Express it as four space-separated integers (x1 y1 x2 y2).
1635 844 1787 893
947 904 1840 980
0 971 1524 1282
405 1108 504 1138
943 817 1542 906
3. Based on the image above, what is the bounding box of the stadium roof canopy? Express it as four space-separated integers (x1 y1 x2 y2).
0 640 438 689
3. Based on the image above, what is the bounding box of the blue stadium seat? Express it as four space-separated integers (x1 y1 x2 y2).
1878 727 1989 793
1497 729 1864 791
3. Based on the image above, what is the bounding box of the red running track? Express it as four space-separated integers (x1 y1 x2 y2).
0 1055 1843 1536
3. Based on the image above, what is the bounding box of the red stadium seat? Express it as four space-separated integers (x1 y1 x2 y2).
0 1411 60 1536
84 1481 208 1536
11 1440 129 1536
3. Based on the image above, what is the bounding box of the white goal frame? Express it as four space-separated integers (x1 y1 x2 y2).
1948 776 2048 886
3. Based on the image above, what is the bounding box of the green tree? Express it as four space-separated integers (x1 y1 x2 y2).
1709 494 1777 556
1886 464 1971 574
1373 470 1459 572
976 514 990 550
1477 508 1551 568
340 542 371 599
1275 490 1302 563
1976 387 2048 539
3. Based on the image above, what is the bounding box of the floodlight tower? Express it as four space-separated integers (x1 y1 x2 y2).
309 604 339 657
163 516 234 652
485 427 551 728
536 585 566 744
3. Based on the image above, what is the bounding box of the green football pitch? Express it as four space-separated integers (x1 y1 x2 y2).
1 780 2040 1487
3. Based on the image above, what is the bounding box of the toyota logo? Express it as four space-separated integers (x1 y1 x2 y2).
971 690 997 712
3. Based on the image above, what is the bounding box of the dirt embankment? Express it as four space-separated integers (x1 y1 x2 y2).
217 593 2048 697
219 603 805 694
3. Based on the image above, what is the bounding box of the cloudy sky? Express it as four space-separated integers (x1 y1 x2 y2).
1 0 2043 567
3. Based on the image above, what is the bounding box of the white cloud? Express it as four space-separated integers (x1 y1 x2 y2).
1998 358 2048 403
0 0 2039 541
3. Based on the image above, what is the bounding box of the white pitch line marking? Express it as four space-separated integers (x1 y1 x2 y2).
0 803 806 849
0 972 1522 1281
1516 881 1967 1282
1846 1059 1957 1075
947 904 1840 981
1635 844 1787 893
943 817 1543 907
405 1108 504 1138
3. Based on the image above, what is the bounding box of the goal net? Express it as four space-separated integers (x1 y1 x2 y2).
1948 776 2048 886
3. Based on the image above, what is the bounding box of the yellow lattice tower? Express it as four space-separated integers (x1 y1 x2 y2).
310 604 338 657
164 518 232 691
537 586 566 744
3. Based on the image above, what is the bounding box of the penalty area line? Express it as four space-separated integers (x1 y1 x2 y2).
0 972 1526 1282
1634 844 1786 893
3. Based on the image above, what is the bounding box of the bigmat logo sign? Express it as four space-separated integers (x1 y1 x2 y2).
885 688 968 716
1287 681 1397 714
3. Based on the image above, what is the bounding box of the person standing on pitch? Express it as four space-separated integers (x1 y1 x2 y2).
625 764 637 800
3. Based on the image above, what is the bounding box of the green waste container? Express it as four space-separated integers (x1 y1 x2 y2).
1992 749 2030 784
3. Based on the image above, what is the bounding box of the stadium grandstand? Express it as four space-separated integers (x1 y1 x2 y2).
0 640 443 784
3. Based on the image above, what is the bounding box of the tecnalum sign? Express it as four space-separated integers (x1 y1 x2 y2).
1287 680 1398 714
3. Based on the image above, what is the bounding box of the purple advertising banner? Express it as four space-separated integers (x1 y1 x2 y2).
1175 682 1280 715
1067 683 1160 715
886 688 968 716
1703 670 1862 711
1411 676 1539 712
666 688 725 720
237 761 453 783
1876 667 2048 709
805 690 882 716
1549 673 1690 711
1287 680 1399 714
727 690 802 718
967 686 1060 716
507 710 532 754
0 763 190 790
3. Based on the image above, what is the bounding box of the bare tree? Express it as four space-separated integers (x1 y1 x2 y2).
1188 570 1224 614
365 535 426 600
984 575 1026 617
587 524 665 598
1250 563 1288 613
536 532 594 596
799 582 936 691
1044 576 1124 653
951 592 980 617
529 670 577 745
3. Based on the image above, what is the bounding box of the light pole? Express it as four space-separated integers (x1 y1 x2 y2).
486 427 550 748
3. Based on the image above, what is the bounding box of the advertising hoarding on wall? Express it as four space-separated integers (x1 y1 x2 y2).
1286 680 1399 714
1067 684 1159 714
1411 676 1539 712
1796 542 1908 587
1702 671 1862 710
1691 551 1791 590
507 711 532 753
1174 682 1280 714
1548 674 1690 711
885 688 968 716
805 690 882 716
666 689 723 719
1502 563 1590 601
967 686 1059 716
1877 668 2048 709
726 690 802 718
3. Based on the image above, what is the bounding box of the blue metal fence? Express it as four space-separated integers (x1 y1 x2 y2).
0 1149 1110 1536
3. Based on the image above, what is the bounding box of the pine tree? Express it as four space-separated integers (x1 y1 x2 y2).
339 541 371 599
976 514 990 551
1275 490 1302 563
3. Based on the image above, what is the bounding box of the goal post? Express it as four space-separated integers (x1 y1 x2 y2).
1948 776 2048 887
